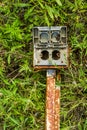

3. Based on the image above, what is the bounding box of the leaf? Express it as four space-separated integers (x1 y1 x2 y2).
3 79 10 86
61 127 69 130
44 13 50 26
0 67 4 77
38 1 44 9
24 7 35 20
46 5 54 19
11 44 25 52
14 3 29 7
7 54 11 65
19 60 31 73
55 0 62 6
9 117 20 126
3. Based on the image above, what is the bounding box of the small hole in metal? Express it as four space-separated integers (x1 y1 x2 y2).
51 32 60 42
41 50 49 60
40 33 48 43
52 50 60 60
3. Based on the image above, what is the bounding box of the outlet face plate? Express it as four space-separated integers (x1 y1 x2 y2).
33 26 69 69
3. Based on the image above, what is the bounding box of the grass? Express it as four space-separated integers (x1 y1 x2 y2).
0 0 87 129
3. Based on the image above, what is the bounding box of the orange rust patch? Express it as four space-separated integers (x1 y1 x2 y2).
55 87 60 130
45 72 61 130
46 76 55 130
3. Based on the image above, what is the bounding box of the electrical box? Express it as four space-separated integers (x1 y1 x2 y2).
33 26 69 69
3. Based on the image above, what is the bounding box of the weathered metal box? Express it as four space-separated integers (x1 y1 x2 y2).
33 26 69 69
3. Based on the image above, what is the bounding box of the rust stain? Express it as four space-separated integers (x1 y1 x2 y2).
55 73 61 130
45 72 61 130
34 65 68 70
55 87 60 130
46 76 55 130
57 73 61 81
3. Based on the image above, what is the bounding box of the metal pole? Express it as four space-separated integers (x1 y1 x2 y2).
45 70 61 130
55 73 61 130
46 69 56 130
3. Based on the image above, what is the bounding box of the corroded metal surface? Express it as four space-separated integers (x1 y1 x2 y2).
55 87 60 130
34 65 68 70
55 73 61 130
45 70 60 130
46 70 56 130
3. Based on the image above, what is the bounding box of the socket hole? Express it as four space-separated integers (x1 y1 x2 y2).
52 50 60 60
51 32 60 42
40 33 48 43
41 50 49 60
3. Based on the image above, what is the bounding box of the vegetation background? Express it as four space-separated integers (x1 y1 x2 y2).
0 0 87 130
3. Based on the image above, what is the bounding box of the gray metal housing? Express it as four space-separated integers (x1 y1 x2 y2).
33 26 69 68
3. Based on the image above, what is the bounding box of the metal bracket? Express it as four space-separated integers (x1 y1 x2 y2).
47 69 56 77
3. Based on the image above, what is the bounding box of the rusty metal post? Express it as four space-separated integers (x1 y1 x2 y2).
46 69 56 130
55 86 60 130
45 70 61 130
55 72 61 130
55 73 61 130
